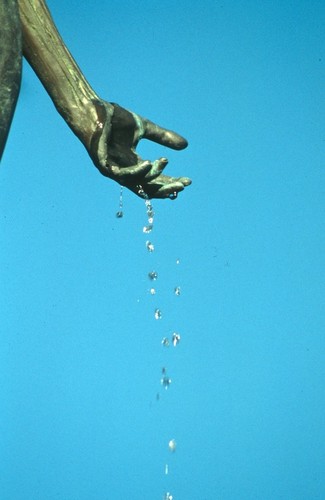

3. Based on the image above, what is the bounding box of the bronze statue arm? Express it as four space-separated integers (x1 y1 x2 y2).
18 0 103 148
18 0 191 199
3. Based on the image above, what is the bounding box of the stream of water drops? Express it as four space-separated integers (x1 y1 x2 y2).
116 186 183 499
115 186 124 218
140 188 183 500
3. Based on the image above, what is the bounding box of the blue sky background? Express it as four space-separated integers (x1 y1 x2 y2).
1 1 325 499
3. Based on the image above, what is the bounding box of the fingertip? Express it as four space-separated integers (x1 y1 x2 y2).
158 157 168 170
165 133 188 150
174 136 188 150
144 120 188 150
181 176 192 186
157 181 185 198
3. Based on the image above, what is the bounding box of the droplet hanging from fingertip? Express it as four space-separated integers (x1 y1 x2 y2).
168 192 178 200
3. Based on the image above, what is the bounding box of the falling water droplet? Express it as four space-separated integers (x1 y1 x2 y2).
154 309 162 320
164 492 173 500
161 337 170 347
143 224 153 234
161 376 172 389
116 186 124 218
174 286 181 296
149 287 156 295
172 333 181 346
145 202 155 225
176 258 180 265
148 271 158 280
146 241 154 252
137 185 146 198
145 202 154 216
161 369 171 388
164 464 169 475
168 439 177 452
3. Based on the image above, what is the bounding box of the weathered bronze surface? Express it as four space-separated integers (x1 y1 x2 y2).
0 0 22 160
1 0 191 199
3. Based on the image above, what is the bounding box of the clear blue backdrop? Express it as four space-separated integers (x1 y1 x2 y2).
1 1 324 499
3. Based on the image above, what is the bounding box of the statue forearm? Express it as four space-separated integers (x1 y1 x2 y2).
15 0 191 199
18 0 103 147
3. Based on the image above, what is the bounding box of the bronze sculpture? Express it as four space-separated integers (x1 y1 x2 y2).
0 0 22 159
0 0 191 199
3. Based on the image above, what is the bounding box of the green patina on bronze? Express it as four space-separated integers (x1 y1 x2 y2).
0 0 22 160
0 0 191 199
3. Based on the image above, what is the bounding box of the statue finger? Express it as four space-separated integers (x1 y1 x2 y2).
144 157 168 180
177 176 192 187
154 176 192 198
155 180 186 199
110 160 151 180
139 176 185 198
142 119 188 150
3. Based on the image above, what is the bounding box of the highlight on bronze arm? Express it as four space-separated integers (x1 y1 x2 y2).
0 0 191 200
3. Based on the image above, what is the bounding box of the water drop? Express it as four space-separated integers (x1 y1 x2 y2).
145 200 154 215
149 287 156 295
176 258 180 265
154 309 162 320
143 224 153 234
146 241 154 252
174 286 181 296
161 367 171 387
161 337 170 347
161 376 172 389
172 333 181 346
116 186 124 217
148 271 158 280
164 493 173 500
164 464 169 475
168 192 178 200
137 185 146 198
168 439 177 452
